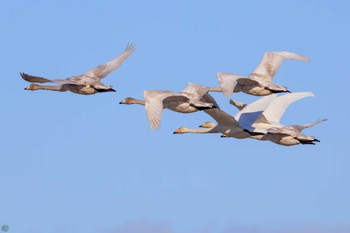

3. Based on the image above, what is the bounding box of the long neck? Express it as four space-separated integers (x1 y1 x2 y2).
183 127 221 134
208 87 223 92
130 98 145 105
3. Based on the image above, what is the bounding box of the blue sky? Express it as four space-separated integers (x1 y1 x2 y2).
1 1 349 233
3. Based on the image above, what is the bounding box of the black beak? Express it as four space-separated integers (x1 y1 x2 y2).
243 129 251 134
243 129 265 136
110 88 116 92
286 90 291 93
173 132 178 134
119 101 124 104
313 138 320 142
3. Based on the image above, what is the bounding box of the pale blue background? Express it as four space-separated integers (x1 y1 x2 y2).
1 1 349 233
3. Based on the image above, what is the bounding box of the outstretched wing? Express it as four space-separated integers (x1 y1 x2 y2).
144 90 188 131
217 72 245 97
20 72 53 83
254 92 314 127
290 118 327 133
20 72 87 86
251 51 310 82
229 99 247 110
181 83 210 101
235 94 277 130
84 42 135 79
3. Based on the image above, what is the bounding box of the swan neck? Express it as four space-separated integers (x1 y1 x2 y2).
185 128 214 134
132 99 145 105
208 87 223 92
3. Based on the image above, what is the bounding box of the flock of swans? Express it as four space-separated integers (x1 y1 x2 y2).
20 43 326 146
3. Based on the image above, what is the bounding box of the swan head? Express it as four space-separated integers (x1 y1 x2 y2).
199 121 216 128
173 127 189 134
119 97 138 104
25 84 40 90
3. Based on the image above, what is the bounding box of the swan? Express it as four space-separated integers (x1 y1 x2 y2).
20 43 135 95
120 83 219 130
173 94 277 139
228 92 326 146
217 51 310 97
245 119 327 146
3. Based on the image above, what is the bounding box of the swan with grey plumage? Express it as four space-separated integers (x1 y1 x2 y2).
20 43 135 95
217 51 310 97
120 83 219 130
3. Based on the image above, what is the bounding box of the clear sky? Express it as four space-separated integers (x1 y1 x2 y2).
1 1 349 233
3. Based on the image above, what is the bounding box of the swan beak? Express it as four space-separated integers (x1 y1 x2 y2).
119 101 124 104
314 138 320 142
173 131 178 134
110 88 116 92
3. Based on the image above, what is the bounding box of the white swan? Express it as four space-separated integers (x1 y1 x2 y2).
20 43 135 95
217 51 310 97
228 92 326 146
120 83 219 130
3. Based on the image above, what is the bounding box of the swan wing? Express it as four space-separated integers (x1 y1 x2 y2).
83 43 135 79
144 90 187 130
234 94 277 130
20 72 53 83
254 92 314 126
217 72 245 97
289 118 327 132
180 83 210 101
251 51 310 82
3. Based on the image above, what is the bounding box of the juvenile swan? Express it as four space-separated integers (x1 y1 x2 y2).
20 43 135 95
120 83 219 130
245 119 327 146
217 51 310 97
